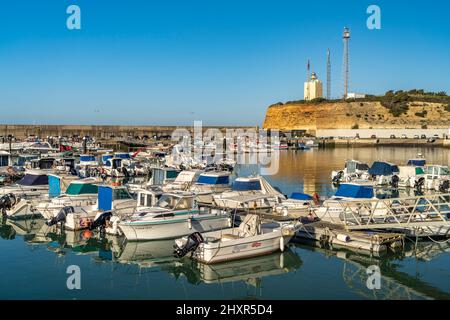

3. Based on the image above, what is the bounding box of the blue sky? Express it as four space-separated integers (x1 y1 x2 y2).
0 0 448 126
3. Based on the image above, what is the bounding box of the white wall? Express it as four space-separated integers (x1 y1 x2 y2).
316 128 450 138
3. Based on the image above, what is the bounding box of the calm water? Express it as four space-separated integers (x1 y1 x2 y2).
1 147 450 300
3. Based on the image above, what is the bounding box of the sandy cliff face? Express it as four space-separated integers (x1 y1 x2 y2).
262 101 450 131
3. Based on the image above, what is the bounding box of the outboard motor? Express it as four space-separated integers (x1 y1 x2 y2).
332 171 343 184
0 193 17 215
122 167 130 177
439 180 450 193
391 175 399 189
46 206 74 226
173 232 204 258
89 211 113 231
414 177 425 190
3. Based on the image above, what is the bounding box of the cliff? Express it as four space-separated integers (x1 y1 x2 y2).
263 101 450 131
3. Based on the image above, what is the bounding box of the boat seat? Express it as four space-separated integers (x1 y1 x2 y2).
221 233 242 241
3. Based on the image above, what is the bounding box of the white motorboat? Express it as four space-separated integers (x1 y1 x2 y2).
367 161 400 186
1 170 49 219
273 192 317 218
37 177 100 220
424 165 450 192
213 176 285 210
190 171 231 204
118 192 231 241
313 182 384 224
174 214 297 264
331 160 370 183
397 166 425 189
46 184 136 231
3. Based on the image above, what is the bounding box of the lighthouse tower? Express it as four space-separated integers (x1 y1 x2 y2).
304 72 323 101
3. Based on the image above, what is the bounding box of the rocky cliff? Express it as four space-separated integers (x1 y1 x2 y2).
262 101 450 131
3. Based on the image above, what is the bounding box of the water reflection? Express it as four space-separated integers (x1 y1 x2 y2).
294 239 450 300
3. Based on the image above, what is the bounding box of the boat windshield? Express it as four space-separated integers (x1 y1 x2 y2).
156 195 179 210
156 195 193 210
232 180 261 191
113 188 132 200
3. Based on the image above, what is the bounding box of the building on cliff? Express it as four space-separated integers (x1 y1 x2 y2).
304 72 323 101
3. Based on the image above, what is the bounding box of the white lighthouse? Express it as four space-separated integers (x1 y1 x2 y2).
304 72 323 101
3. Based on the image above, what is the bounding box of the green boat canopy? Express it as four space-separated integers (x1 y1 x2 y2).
66 183 98 195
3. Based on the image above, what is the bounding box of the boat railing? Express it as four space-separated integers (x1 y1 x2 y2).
318 193 450 230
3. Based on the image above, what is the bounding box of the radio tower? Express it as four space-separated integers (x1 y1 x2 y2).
342 27 350 99
326 49 331 100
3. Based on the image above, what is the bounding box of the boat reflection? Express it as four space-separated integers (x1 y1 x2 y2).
170 249 302 286
293 239 450 300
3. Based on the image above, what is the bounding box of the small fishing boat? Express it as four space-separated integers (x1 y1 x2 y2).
118 192 231 241
368 161 400 186
174 214 297 264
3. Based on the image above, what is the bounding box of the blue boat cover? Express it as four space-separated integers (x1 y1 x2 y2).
17 174 48 186
80 155 96 162
197 175 230 185
290 192 313 200
101 155 112 164
335 184 374 198
48 175 61 197
98 186 113 211
232 180 261 191
407 159 426 167
368 162 399 176
114 153 131 159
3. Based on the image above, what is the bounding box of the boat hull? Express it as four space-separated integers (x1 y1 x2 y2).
119 215 231 241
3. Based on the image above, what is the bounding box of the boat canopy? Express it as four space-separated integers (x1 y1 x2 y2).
114 152 131 159
346 160 369 173
17 173 48 186
232 179 261 191
368 162 399 176
335 184 374 199
197 174 230 185
407 159 426 167
80 155 96 162
290 192 313 200
66 182 98 195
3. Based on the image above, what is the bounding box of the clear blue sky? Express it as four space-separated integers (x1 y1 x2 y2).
0 0 448 126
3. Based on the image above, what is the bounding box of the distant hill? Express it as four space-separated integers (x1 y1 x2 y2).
263 90 450 131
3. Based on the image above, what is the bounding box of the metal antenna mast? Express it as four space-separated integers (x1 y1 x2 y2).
326 49 331 100
342 27 350 99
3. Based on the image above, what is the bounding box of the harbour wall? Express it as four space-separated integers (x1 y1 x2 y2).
0 124 257 140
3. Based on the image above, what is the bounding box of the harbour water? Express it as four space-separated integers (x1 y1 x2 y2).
1 147 449 300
